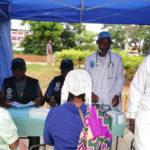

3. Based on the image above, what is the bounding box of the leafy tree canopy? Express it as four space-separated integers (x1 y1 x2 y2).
102 24 150 54
21 21 97 55
102 24 126 49
21 21 64 55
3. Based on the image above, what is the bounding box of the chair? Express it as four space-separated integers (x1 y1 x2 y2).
29 144 46 150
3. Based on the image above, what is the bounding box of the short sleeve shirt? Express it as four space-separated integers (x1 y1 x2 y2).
0 108 19 150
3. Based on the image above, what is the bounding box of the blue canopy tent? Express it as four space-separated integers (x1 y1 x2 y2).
0 0 150 88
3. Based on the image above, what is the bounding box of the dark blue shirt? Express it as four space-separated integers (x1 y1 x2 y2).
43 102 87 150
45 79 54 96
45 76 65 105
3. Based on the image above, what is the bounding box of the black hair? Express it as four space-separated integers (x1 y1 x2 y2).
60 59 74 70
11 58 26 70
69 92 85 102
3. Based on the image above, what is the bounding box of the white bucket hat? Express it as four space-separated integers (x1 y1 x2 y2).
61 70 92 105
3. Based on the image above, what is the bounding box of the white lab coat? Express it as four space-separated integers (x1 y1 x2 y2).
128 55 150 150
85 51 124 110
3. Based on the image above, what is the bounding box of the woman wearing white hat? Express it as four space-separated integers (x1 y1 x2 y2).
43 70 91 149
43 70 112 150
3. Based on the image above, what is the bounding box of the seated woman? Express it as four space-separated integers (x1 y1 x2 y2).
43 70 112 149
0 107 19 150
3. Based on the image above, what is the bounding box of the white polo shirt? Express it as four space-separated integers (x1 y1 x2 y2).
0 108 19 150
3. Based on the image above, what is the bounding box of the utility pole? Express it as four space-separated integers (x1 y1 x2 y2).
125 25 130 51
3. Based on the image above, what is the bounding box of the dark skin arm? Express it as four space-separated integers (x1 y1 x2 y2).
130 119 135 134
111 95 120 107
92 93 120 107
0 91 43 107
9 139 19 149
43 95 56 107
0 92 11 107
92 92 99 103
0 92 3 100
34 91 43 106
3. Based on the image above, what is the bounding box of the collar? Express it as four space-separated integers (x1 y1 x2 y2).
97 48 111 57
64 102 87 114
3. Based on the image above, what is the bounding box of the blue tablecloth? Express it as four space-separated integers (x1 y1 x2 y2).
7 106 46 136
7 106 126 137
112 123 127 136
7 106 31 118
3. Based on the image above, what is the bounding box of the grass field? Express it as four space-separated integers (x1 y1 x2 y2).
26 64 60 94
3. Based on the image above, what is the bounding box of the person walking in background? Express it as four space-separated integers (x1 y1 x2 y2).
128 55 150 150
84 31 124 110
44 59 74 107
46 40 53 64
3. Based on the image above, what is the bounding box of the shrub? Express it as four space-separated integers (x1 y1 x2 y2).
55 49 144 80
55 49 94 68
112 49 144 80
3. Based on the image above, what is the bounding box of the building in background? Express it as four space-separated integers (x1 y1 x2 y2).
11 29 26 51
11 20 30 51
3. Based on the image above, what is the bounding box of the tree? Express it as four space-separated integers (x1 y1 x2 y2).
21 21 64 55
102 24 126 50
142 26 150 55
60 23 97 50
60 23 77 49
21 22 97 55
129 25 147 54
102 24 150 55
75 30 97 50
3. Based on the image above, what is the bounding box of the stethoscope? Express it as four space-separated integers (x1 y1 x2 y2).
96 50 114 79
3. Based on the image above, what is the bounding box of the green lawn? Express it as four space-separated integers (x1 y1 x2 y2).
26 64 60 94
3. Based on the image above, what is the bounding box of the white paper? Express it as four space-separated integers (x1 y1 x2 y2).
29 107 50 119
10 101 35 108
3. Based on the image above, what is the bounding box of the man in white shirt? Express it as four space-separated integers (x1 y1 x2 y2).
85 31 124 110
0 107 19 150
128 55 150 150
